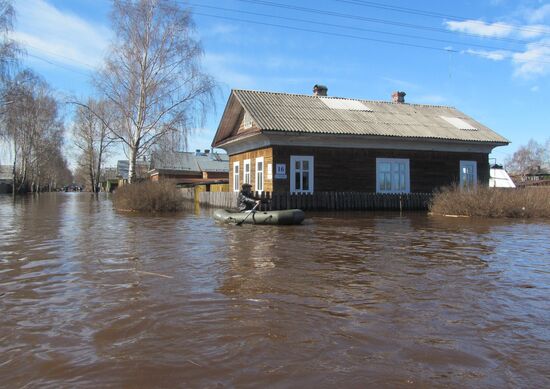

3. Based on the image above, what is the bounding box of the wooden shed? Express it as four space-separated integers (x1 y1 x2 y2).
212 87 509 194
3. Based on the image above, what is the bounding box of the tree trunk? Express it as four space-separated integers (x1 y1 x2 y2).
128 144 138 184
96 145 104 193
89 163 95 193
12 139 17 199
17 157 27 193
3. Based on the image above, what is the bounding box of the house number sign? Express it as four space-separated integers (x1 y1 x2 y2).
275 163 287 179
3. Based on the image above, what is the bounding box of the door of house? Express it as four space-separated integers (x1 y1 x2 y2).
290 156 314 193
459 160 477 188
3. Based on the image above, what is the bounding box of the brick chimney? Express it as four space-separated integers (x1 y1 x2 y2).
392 91 406 103
313 84 328 96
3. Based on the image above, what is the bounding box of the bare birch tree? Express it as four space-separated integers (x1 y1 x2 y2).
506 139 550 176
72 99 114 192
4 69 66 194
94 0 215 183
0 0 17 84
0 0 21 197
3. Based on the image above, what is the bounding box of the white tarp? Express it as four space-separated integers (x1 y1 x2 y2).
490 167 516 188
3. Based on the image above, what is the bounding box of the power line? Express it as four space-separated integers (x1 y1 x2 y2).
23 43 97 70
334 0 550 36
26 53 93 77
189 3 535 55
193 12 550 65
234 0 550 48
194 12 458 53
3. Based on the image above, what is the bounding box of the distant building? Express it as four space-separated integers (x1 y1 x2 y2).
116 159 150 181
0 165 12 194
149 149 229 186
100 167 119 192
511 166 550 187
212 86 509 193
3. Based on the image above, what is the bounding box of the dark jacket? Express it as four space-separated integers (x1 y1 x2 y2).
238 190 258 211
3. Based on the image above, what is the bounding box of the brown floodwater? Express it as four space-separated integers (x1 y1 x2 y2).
0 193 549 388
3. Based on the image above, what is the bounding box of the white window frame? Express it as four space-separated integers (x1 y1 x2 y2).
459 160 477 189
376 158 410 193
232 161 240 192
290 155 314 194
243 159 251 184
255 157 264 193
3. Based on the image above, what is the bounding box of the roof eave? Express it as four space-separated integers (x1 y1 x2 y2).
261 129 510 146
214 130 264 149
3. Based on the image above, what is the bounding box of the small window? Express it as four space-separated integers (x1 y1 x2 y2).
460 160 477 189
440 116 477 131
320 97 372 111
233 162 240 192
255 157 264 193
376 158 410 193
243 112 253 129
243 159 251 184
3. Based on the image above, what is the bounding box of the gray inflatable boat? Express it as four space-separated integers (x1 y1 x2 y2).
213 208 305 225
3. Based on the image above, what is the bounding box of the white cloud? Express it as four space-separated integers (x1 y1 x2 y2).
445 10 550 80
460 41 550 78
445 20 514 37
465 49 510 61
13 0 111 70
512 39 550 78
530 85 539 92
203 53 258 89
525 4 550 23
208 23 239 36
517 24 550 39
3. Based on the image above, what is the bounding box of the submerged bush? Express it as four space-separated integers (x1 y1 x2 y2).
429 185 550 218
113 180 184 212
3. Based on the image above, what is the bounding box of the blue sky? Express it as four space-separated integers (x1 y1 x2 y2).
8 0 550 167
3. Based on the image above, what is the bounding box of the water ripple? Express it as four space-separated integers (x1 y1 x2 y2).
0 194 549 388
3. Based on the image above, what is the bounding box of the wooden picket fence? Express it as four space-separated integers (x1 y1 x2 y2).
186 190 432 211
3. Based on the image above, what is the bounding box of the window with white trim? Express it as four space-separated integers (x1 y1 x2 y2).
460 160 477 189
243 159 251 184
255 157 264 192
290 156 314 193
233 161 240 192
376 158 410 193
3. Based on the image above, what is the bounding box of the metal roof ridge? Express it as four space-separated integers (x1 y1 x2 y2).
232 89 455 109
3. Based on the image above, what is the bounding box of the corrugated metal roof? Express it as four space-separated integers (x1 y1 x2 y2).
231 90 509 144
151 152 229 173
196 154 229 172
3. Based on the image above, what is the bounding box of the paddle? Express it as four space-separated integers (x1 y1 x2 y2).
236 201 260 226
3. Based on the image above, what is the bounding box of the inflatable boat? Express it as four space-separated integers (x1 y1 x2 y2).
213 208 305 225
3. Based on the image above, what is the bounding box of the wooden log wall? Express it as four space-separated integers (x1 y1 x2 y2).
190 190 432 211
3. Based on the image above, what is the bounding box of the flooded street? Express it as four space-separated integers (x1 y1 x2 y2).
0 193 549 388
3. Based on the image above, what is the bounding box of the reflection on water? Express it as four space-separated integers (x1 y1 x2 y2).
0 193 549 388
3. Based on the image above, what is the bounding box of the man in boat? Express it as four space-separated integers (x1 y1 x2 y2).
238 183 260 212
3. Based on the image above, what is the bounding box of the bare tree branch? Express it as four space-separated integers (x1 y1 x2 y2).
92 0 216 183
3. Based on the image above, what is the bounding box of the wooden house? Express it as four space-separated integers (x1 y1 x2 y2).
211 86 509 194
0 165 12 194
148 150 229 188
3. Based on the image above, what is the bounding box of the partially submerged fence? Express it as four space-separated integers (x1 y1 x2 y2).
183 190 432 211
